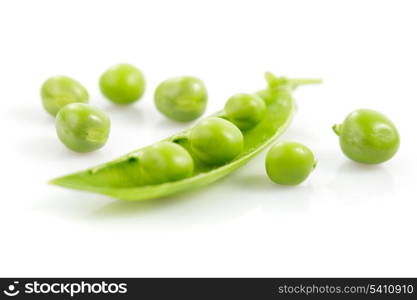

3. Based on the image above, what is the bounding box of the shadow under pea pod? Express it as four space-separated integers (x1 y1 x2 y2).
89 172 261 227
326 161 395 205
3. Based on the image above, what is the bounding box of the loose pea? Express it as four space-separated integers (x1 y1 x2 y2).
265 141 316 185
333 109 400 164
154 76 207 122
138 141 194 185
224 93 266 130
55 103 110 152
189 117 243 165
50 72 322 201
99 63 146 104
41 76 89 116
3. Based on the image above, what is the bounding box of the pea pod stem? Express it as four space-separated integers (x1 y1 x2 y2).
265 72 322 91
287 78 323 90
332 124 342 136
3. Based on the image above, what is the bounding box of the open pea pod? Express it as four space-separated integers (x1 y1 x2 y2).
50 73 321 201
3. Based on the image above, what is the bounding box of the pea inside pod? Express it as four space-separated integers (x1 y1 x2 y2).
224 93 266 130
50 72 321 201
189 117 244 165
138 141 194 185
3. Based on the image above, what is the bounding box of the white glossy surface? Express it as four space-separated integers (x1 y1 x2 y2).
0 0 416 276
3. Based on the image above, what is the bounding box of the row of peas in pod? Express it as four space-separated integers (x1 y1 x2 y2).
40 65 268 184
42 65 400 188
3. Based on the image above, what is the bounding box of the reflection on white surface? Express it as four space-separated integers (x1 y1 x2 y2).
327 161 394 205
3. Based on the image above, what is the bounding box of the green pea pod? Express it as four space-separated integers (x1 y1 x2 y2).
49 73 321 201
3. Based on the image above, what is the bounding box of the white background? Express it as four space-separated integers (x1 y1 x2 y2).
0 0 416 277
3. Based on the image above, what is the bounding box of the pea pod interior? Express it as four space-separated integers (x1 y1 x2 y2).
50 74 320 201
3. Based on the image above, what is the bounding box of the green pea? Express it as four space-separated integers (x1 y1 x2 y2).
50 72 322 201
333 109 400 164
55 103 110 152
138 141 194 185
154 76 207 122
224 93 266 130
265 141 316 185
41 76 89 116
189 117 243 165
99 63 146 104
